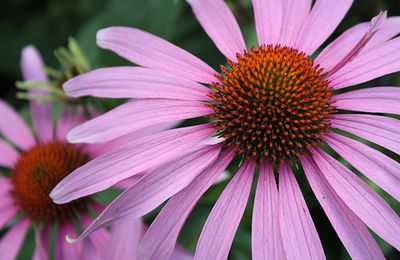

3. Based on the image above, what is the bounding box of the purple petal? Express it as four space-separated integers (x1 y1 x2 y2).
170 244 193 260
138 149 234 260
333 87 400 114
0 140 19 168
97 27 216 84
252 0 283 45
295 0 353 55
332 114 400 154
20 46 53 143
313 149 400 250
280 0 312 46
51 124 215 204
0 100 35 150
194 160 255 260
325 133 400 201
302 155 385 260
0 218 30 260
56 106 86 141
105 219 143 260
67 99 212 144
252 163 285 260
64 67 211 101
67 144 221 241
186 0 246 61
278 163 325 259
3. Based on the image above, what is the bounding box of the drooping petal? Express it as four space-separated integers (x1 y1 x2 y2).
252 163 285 260
64 67 211 101
325 133 400 201
316 11 387 72
252 0 283 45
331 114 400 154
32 226 50 260
97 27 216 84
186 0 246 61
280 0 312 46
278 163 325 260
0 140 19 168
105 219 143 260
194 160 255 260
0 218 30 260
329 36 400 89
66 144 221 241
56 222 81 260
0 100 35 150
51 124 215 203
295 0 353 55
20 46 53 143
302 155 385 260
333 87 400 115
313 149 400 250
67 99 212 144
139 149 234 260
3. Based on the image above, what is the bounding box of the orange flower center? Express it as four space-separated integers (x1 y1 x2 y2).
209 45 335 164
12 141 90 223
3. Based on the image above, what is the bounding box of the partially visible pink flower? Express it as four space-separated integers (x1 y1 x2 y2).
0 46 186 260
52 0 399 259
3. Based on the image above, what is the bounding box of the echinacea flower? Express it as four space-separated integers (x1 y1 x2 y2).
0 46 182 260
52 0 399 259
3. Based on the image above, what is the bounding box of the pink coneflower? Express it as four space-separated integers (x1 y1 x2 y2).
52 0 399 259
0 46 180 260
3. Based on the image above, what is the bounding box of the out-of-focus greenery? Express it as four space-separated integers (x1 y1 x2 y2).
1 0 399 259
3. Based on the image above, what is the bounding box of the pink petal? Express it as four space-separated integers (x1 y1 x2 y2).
0 202 19 230
313 149 400 250
333 87 400 114
0 218 30 260
84 121 178 158
81 214 108 253
325 133 400 201
20 46 53 143
295 0 353 55
252 163 285 260
67 99 212 144
331 114 400 154
194 160 255 260
138 149 234 260
278 163 325 259
56 223 81 260
97 27 216 84
64 67 211 101
105 219 143 260
252 0 283 45
280 0 312 46
0 140 19 168
0 100 35 150
316 12 387 73
69 144 221 241
51 124 215 204
56 106 87 141
301 155 385 260
186 0 246 61
33 226 50 260
329 36 400 89
170 244 193 260
365 16 400 50
0 176 12 194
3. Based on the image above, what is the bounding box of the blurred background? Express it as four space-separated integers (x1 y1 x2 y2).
1 0 399 259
